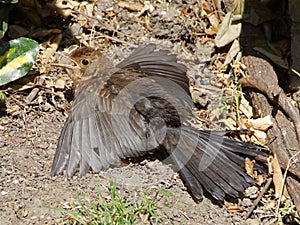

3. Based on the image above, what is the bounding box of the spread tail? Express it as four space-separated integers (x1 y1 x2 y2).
163 126 266 201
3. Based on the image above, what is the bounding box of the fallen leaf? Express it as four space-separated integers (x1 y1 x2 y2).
224 39 240 66
256 174 267 186
239 93 253 119
117 1 143 12
23 208 29 218
55 78 66 89
271 154 289 198
245 157 255 178
227 204 246 213
215 12 242 47
244 115 273 131
253 129 268 144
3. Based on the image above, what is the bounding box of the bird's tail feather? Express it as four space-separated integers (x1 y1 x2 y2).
164 125 266 201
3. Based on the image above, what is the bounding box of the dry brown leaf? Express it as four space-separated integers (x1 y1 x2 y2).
6 104 21 116
22 208 29 218
107 11 116 17
227 204 246 213
200 1 212 17
117 1 143 12
224 39 240 66
245 157 255 178
215 12 242 47
28 167 36 173
253 129 268 144
85 3 94 17
31 29 62 39
270 154 289 198
225 117 237 130
256 174 267 186
201 0 223 35
206 14 220 34
239 94 253 119
55 78 66 90
39 33 63 74
37 95 44 104
137 1 154 17
37 142 50 149
244 115 273 131
267 155 273 174
17 84 35 91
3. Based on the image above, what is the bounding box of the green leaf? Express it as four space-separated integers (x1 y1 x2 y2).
0 7 9 38
0 37 39 86
0 91 6 109
0 91 6 101
0 0 18 3
0 0 18 37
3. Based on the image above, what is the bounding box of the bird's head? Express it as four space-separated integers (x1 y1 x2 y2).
53 47 100 90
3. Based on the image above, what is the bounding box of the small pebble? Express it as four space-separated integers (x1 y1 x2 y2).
241 198 252 207
12 179 19 184
1 191 8 196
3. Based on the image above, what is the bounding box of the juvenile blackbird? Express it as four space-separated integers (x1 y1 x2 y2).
51 45 266 201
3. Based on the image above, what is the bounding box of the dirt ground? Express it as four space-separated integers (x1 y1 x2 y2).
0 108 272 224
0 0 286 224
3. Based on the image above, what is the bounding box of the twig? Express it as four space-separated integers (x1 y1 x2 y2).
279 162 300 178
26 78 45 103
240 75 300 144
255 154 300 178
275 151 300 219
245 177 272 219
101 34 138 48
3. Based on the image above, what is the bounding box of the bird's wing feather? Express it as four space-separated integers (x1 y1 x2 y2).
166 126 265 201
116 45 190 94
51 84 149 176
51 45 191 177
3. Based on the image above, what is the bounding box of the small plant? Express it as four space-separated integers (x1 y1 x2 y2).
0 37 39 86
48 181 171 224
277 199 300 225
0 0 19 39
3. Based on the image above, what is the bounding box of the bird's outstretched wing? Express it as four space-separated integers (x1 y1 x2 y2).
116 45 190 94
51 45 191 177
51 45 267 202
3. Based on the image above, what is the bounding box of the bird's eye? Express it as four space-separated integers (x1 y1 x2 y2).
81 59 89 65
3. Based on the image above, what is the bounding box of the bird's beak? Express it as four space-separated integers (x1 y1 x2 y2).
52 51 80 73
52 51 84 90
52 63 78 71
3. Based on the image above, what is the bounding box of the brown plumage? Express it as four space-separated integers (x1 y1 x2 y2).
51 45 266 201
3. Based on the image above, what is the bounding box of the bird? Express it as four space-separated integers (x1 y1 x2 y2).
51 44 266 201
